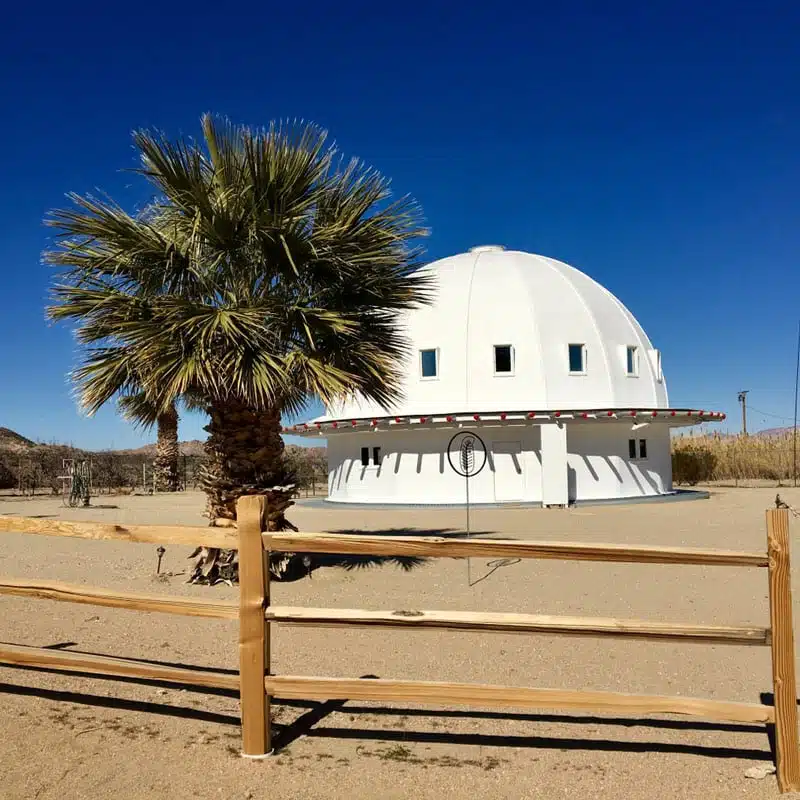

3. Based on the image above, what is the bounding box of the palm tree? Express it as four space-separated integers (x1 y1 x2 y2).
46 115 431 534
153 402 180 492
119 393 180 492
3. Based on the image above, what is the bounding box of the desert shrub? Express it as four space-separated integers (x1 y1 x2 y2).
671 431 800 483
0 456 15 489
672 446 717 485
284 445 327 493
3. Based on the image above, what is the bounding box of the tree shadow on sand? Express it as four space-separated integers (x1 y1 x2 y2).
274 527 497 583
276 553 427 582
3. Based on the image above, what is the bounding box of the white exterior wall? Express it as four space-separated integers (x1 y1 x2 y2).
328 427 541 505
566 423 672 501
311 247 685 506
541 423 569 505
326 422 673 505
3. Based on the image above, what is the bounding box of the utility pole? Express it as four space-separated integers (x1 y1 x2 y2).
738 390 749 436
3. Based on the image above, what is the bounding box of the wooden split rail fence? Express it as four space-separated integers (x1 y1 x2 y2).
0 499 798 792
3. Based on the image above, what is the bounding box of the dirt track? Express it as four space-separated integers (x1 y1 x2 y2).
0 487 797 799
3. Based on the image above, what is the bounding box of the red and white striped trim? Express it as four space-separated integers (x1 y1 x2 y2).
284 408 726 434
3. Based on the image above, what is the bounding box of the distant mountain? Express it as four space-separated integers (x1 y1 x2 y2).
0 427 206 457
757 426 794 437
0 424 327 458
115 439 206 457
0 427 35 452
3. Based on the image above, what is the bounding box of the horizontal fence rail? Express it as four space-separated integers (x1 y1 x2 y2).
0 642 239 690
263 675 776 725
265 606 770 645
259 509 798 792
264 532 770 567
0 502 797 792
0 578 238 619
0 514 238 549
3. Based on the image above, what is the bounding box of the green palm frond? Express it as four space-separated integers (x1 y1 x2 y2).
46 113 432 423
118 391 161 428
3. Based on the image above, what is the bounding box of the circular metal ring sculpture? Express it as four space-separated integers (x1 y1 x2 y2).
446 431 488 478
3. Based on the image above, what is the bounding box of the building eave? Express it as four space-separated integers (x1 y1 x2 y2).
284 408 726 436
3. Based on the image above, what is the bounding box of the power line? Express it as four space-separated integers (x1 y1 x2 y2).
748 405 794 422
668 397 794 425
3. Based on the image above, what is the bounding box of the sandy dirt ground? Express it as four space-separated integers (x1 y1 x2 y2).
0 487 798 799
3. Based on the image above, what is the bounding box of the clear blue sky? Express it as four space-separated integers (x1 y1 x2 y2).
1 0 798 449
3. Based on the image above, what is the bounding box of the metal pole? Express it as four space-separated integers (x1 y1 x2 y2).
465 472 471 586
794 321 800 487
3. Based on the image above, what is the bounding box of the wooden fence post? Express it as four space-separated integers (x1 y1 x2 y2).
237 495 271 757
767 507 800 792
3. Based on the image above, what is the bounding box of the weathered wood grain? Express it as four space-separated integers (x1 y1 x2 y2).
0 515 238 549
0 642 239 690
265 606 769 645
0 577 238 619
264 675 775 724
237 495 270 756
264 532 768 567
767 507 800 792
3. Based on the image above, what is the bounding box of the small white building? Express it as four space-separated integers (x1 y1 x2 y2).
288 246 724 505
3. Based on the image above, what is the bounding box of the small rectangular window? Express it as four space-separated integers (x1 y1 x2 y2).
626 346 638 376
569 344 585 374
420 348 438 378
360 447 369 467
628 439 648 460
494 344 513 374
372 446 381 466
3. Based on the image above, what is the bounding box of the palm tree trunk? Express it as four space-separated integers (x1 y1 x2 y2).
201 398 294 520
191 399 298 584
153 404 179 492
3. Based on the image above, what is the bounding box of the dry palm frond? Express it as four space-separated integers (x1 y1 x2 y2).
187 546 295 583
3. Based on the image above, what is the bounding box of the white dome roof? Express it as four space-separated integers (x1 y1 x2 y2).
325 247 668 419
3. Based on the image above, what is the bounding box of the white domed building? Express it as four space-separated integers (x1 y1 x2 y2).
288 247 724 506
